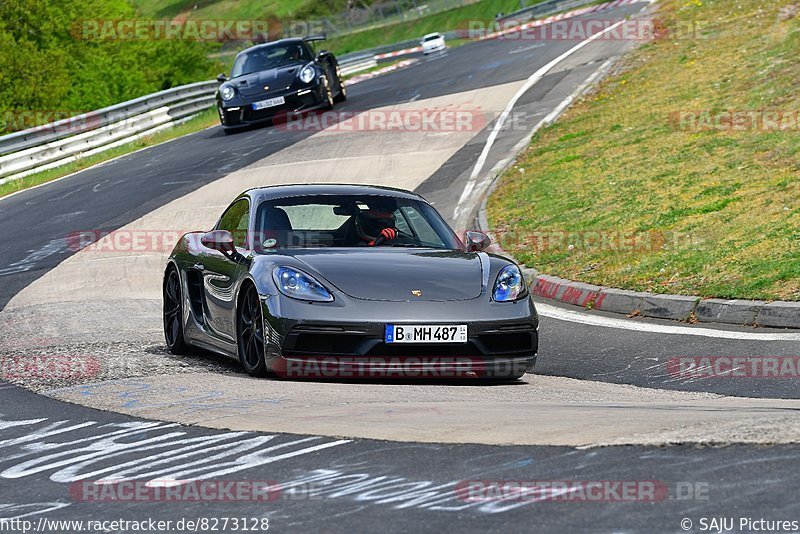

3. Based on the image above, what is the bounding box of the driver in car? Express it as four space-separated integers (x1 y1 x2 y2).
285 46 303 61
354 203 400 246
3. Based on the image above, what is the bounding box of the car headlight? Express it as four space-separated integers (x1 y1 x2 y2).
220 84 235 101
299 65 316 84
492 265 526 302
273 266 334 302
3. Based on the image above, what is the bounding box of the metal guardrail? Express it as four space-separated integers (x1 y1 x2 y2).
339 55 378 75
338 38 424 63
497 0 600 23
0 82 219 184
0 54 388 185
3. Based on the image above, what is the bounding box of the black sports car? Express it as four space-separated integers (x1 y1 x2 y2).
215 36 346 133
163 184 539 380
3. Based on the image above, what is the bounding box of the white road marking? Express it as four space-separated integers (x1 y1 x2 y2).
92 178 126 193
536 302 800 341
0 238 68 278
509 43 546 55
454 18 629 221
0 416 351 484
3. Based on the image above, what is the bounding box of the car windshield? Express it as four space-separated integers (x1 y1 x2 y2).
252 194 461 251
423 34 441 41
231 43 311 77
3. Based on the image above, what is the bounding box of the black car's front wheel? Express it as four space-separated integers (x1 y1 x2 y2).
237 284 268 377
321 76 335 110
334 68 347 103
163 267 188 354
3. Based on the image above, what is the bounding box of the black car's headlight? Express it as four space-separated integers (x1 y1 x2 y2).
492 265 526 302
298 65 316 84
273 266 334 302
220 84 235 101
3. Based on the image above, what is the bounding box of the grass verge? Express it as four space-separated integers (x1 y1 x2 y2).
0 108 220 200
487 0 800 301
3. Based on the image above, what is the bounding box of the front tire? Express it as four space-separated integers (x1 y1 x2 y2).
163 267 188 355
237 284 268 377
321 76 335 110
334 68 347 103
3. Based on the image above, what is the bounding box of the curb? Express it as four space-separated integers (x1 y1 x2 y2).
471 6 800 330
522 270 800 329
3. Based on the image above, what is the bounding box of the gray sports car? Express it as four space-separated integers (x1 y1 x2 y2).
163 184 538 380
215 36 345 133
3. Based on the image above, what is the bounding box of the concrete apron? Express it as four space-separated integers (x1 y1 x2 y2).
46 372 800 447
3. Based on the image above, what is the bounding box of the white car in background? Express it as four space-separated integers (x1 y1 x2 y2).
421 32 447 54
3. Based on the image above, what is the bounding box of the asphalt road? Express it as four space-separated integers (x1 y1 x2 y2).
2 1 799 531
535 299 800 399
2 380 800 534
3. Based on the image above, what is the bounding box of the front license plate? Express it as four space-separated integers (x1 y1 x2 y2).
252 96 285 110
385 324 467 343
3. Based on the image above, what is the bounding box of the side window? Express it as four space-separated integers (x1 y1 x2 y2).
399 205 445 247
393 208 412 235
217 199 250 249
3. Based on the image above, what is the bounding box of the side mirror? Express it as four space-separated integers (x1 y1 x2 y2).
316 50 330 60
201 230 235 253
216 73 228 83
464 231 491 252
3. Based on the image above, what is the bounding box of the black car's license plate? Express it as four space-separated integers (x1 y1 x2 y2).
252 96 285 110
385 324 467 343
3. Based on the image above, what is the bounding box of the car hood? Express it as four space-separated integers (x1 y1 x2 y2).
292 249 486 302
231 64 303 97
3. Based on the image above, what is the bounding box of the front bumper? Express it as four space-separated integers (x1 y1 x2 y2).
423 42 447 54
217 83 327 129
262 294 538 379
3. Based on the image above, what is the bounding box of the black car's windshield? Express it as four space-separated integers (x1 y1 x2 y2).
253 194 461 251
231 43 312 77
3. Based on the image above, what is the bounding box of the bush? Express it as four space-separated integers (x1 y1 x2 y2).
0 0 219 133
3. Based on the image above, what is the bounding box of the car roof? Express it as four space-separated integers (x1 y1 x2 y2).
242 183 426 202
423 33 442 38
235 38 307 58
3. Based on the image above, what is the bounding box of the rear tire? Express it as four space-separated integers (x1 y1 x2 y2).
237 284 269 377
163 267 189 355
